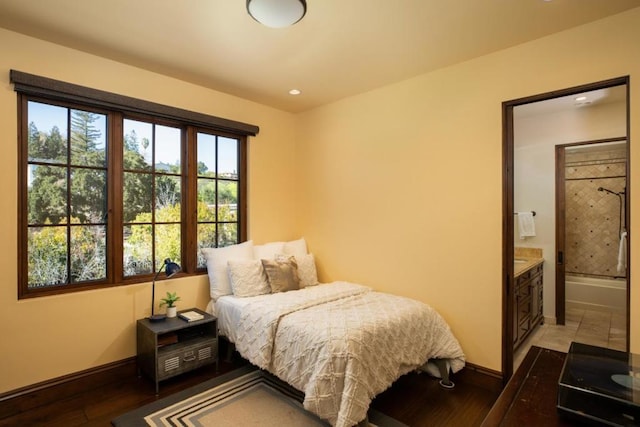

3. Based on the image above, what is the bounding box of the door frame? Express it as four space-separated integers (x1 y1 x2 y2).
555 137 628 327
502 76 630 383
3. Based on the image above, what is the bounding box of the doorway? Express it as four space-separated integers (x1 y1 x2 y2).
502 77 630 382
556 139 628 330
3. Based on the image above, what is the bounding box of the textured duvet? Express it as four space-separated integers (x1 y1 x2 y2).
233 282 465 427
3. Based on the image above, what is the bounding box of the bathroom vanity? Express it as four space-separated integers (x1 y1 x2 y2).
513 248 544 350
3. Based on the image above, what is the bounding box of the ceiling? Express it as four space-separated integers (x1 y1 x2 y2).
0 1 638 113
514 84 628 118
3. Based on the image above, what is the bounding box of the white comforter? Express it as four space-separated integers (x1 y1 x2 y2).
233 282 465 427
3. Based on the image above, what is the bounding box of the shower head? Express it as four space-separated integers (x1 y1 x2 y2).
598 187 624 196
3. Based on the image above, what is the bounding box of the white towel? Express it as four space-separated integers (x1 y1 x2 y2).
617 231 627 275
518 212 536 239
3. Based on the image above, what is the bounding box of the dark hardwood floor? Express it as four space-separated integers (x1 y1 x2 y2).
0 346 503 427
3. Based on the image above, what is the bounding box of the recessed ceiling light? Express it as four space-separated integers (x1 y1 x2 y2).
289 89 301 95
575 96 587 102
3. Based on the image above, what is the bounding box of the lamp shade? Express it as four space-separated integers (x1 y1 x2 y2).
165 260 181 278
149 258 181 322
247 0 307 28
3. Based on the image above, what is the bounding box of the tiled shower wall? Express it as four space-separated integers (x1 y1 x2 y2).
565 146 626 278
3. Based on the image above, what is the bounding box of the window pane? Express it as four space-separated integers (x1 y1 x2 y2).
156 224 181 268
155 125 181 172
123 119 152 170
124 225 152 276
27 101 67 164
124 172 152 223
197 224 217 268
197 178 216 221
70 225 106 282
155 175 181 218
28 165 68 225
197 133 216 177
70 109 107 167
218 137 238 178
28 226 68 287
71 169 106 223
218 223 237 247
218 181 237 221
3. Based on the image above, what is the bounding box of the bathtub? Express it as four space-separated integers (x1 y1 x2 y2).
565 274 627 314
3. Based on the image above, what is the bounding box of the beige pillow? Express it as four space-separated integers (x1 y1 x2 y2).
276 253 318 288
261 256 300 293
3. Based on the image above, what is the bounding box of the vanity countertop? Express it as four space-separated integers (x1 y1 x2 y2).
514 257 544 277
514 247 544 278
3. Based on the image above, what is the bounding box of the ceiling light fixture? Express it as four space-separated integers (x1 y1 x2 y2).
289 89 301 95
247 0 307 28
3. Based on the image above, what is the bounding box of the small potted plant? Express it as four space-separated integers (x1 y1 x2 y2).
160 291 181 318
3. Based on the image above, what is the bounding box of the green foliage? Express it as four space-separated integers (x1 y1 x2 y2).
70 109 104 166
159 291 181 308
69 220 106 282
218 181 237 205
29 123 65 163
28 165 67 224
28 219 107 287
28 223 67 287
156 175 180 209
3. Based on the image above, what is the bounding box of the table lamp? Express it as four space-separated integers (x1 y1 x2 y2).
149 258 181 322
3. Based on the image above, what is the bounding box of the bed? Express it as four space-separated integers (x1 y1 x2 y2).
202 239 465 427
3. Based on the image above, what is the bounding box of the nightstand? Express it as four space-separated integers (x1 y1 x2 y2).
136 308 218 394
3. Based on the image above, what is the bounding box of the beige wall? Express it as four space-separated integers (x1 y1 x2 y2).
295 8 640 371
2 7 640 395
0 28 298 394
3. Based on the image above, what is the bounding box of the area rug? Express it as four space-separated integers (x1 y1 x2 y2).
112 365 407 427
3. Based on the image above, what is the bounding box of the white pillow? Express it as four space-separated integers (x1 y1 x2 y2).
227 259 271 297
201 240 254 300
277 253 318 288
282 238 308 257
253 241 285 259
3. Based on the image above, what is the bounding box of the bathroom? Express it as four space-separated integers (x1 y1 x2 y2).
513 84 628 350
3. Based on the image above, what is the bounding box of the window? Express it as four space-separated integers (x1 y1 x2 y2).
122 119 183 277
26 102 108 287
196 132 240 268
14 71 257 298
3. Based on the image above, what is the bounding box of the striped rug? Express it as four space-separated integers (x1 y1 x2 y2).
112 365 406 426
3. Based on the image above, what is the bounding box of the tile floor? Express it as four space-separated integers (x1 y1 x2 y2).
514 307 627 371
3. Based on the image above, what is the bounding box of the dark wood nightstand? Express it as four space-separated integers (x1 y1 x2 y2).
136 308 218 394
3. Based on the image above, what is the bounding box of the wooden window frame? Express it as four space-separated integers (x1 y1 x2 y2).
13 71 257 299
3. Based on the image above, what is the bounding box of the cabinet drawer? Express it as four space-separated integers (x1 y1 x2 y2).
532 263 543 276
517 298 531 321
517 283 532 298
519 318 531 340
157 338 217 381
532 275 542 288
516 270 531 285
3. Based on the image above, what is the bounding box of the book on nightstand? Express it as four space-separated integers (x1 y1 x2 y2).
179 310 205 322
